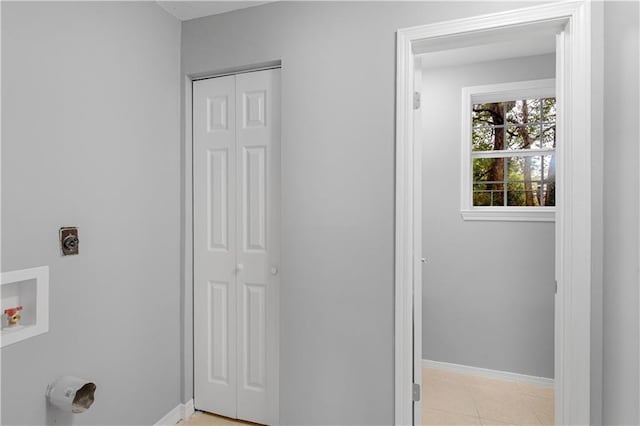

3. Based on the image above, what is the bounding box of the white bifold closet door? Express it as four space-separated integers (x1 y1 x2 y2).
193 68 280 425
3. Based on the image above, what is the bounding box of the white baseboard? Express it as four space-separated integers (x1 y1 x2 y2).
181 399 195 421
155 399 195 425
422 359 554 388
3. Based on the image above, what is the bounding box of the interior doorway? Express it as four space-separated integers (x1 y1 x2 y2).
418 41 557 425
395 2 594 425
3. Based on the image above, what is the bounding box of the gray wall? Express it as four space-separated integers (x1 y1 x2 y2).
1 2 637 426
590 2 604 423
1 2 181 425
602 2 640 425
181 2 546 424
421 54 556 379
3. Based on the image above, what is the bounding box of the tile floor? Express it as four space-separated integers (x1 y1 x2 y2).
181 412 258 426
181 368 554 426
423 368 554 425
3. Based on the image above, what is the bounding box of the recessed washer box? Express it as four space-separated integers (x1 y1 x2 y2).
1 266 49 348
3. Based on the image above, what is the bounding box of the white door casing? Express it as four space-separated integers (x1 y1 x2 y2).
412 65 423 426
396 2 593 425
193 68 280 425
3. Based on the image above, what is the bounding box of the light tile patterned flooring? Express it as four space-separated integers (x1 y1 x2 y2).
181 368 554 426
181 412 259 426
423 368 553 425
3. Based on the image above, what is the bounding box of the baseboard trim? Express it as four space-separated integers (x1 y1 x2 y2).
181 399 195 421
422 359 554 388
155 399 195 425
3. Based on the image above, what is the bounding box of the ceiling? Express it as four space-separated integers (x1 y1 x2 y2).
417 18 561 70
157 1 272 21
419 34 556 70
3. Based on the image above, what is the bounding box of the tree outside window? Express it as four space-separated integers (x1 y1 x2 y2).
472 97 556 207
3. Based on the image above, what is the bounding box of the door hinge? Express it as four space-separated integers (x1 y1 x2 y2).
412 383 421 402
413 92 421 110
554 280 558 294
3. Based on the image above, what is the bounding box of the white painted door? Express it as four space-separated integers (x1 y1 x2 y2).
193 68 280 425
194 74 238 420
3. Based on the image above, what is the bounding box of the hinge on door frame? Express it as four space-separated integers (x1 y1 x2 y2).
413 92 421 110
554 280 558 294
412 383 421 402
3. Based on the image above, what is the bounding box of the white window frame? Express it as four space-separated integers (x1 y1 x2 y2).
460 78 556 222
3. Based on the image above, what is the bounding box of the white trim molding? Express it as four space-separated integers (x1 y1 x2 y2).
395 21 416 426
154 405 181 426
465 79 556 104
154 399 195 426
181 399 195 420
0 266 49 348
422 359 554 388
461 208 555 222
396 2 592 425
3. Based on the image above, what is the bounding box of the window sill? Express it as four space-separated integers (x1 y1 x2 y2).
460 208 555 222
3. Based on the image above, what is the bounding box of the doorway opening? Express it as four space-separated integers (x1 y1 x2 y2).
395 2 594 425
419 38 556 426
191 67 281 425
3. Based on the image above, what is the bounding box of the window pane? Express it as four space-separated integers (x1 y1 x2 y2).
507 156 524 206
505 156 557 206
541 124 556 149
472 158 505 206
506 125 541 149
541 98 556 123
541 154 556 206
472 126 504 151
472 102 504 127
506 99 541 125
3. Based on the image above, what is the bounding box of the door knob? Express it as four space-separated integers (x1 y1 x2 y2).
236 264 244 271
270 267 278 275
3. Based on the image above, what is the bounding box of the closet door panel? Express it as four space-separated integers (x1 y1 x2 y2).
194 68 280 425
193 75 238 419
236 69 280 425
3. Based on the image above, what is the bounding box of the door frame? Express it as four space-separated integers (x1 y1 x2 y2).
183 63 282 424
395 2 594 425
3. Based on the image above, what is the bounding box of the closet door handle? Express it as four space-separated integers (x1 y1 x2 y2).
270 267 278 276
236 264 244 272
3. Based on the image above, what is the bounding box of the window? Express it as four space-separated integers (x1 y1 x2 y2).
460 79 556 221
